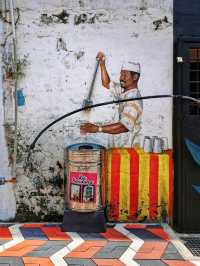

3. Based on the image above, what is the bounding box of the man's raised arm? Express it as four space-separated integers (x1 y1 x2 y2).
96 51 110 89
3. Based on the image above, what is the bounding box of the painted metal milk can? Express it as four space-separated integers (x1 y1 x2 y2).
64 143 106 212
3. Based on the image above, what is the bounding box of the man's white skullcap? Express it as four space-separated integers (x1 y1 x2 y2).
121 61 141 74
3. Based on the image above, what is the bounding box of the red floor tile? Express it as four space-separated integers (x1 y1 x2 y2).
0 240 46 257
0 227 12 240
41 226 71 240
125 224 147 229
134 241 168 259
100 228 131 241
22 224 44 228
23 257 54 266
146 228 170 241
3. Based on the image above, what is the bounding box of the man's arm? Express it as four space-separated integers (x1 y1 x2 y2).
97 52 110 89
80 122 128 134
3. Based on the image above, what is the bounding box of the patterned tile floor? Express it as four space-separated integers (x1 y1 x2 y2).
0 223 199 266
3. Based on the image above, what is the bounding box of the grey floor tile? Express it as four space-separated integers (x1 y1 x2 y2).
24 240 68 257
64 258 96 266
0 257 24 266
135 260 167 266
93 241 130 259
79 233 105 241
0 241 9 245
161 243 184 260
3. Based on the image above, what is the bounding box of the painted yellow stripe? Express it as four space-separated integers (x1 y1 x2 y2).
158 154 169 219
119 149 130 221
138 149 150 220
106 150 112 205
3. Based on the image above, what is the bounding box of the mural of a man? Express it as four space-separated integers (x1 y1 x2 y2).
80 52 143 147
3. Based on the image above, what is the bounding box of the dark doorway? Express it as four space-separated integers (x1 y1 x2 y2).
173 39 200 232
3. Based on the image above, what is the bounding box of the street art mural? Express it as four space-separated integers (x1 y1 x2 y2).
106 148 173 222
80 52 143 148
78 52 173 222
0 0 173 221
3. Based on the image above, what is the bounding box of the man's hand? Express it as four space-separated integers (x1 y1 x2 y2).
96 51 105 64
80 123 99 134
96 51 110 89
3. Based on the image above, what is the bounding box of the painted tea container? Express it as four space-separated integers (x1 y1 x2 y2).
64 143 106 212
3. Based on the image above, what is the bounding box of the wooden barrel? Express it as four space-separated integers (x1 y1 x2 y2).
64 143 105 212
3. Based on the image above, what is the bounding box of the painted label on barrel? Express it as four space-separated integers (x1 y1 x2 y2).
69 171 97 204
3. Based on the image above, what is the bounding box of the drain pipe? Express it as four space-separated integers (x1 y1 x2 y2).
9 0 18 177
2 0 7 17
2 1 6 17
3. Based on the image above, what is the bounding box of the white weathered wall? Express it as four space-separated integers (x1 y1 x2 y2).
2 0 173 220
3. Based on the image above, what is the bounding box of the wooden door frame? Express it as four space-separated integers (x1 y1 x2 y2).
173 37 200 231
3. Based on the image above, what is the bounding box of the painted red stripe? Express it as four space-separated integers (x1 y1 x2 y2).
149 154 159 220
128 148 139 221
110 150 121 221
167 150 174 219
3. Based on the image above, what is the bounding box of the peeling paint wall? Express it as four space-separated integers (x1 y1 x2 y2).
1 0 173 221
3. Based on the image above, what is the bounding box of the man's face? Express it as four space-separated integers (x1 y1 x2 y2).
120 70 135 89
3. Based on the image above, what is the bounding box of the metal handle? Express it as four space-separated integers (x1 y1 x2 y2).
82 60 100 108
87 60 100 99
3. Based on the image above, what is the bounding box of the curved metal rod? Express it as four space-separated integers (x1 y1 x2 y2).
29 94 170 150
181 95 200 104
29 94 200 151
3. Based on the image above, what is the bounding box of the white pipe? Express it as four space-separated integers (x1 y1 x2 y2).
0 0 16 221
9 0 16 40
1 1 5 16
2 0 7 17
9 0 18 177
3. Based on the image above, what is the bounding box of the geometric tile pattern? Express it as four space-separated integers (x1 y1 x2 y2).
0 223 197 266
